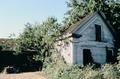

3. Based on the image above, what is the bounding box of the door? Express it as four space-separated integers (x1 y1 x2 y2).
83 49 93 66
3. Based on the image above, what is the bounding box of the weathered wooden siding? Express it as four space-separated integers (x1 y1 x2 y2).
75 13 114 44
71 13 115 65
57 12 115 65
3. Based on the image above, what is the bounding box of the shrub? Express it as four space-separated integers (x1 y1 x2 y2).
44 52 102 79
101 64 120 79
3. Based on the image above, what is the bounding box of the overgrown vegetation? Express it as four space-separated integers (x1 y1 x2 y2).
1 0 120 78
14 17 61 61
44 52 120 79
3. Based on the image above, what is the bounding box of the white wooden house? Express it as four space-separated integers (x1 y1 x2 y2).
57 11 116 65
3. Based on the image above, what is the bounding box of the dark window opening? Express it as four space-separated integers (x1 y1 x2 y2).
83 49 93 66
95 24 101 41
106 50 115 63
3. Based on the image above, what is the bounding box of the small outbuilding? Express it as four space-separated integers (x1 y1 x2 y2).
57 11 116 65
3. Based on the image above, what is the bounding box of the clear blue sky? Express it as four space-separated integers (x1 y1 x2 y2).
0 0 68 38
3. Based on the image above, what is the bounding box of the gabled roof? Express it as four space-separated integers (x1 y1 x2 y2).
64 11 116 38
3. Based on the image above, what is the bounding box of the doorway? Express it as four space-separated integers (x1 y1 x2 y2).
106 50 114 63
83 49 93 66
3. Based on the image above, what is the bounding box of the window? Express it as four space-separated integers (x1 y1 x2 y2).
95 24 101 41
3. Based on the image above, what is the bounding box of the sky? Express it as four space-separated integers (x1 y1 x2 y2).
0 0 68 38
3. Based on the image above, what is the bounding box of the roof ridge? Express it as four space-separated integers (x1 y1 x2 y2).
63 11 96 34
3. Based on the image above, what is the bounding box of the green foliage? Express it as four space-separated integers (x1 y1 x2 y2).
63 0 95 28
15 17 61 61
15 23 35 52
44 52 120 79
101 64 119 79
43 52 82 79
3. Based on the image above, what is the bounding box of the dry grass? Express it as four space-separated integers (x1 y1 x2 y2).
0 72 46 79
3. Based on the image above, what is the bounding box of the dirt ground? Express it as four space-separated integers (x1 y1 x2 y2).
0 72 46 79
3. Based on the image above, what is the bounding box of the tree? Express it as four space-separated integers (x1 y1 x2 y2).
63 0 120 31
15 23 35 52
15 17 61 61
63 0 95 28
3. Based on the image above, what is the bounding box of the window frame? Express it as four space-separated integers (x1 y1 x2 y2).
95 24 102 42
